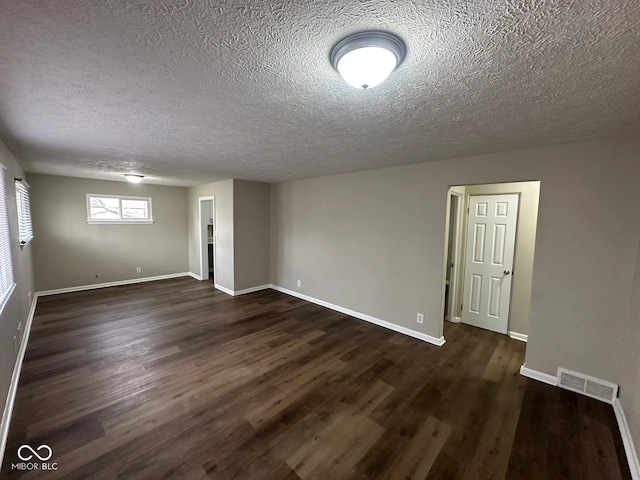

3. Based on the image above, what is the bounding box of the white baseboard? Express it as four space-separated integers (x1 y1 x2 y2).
614 399 640 480
269 284 445 347
452 316 462 323
519 364 557 386
214 283 271 296
509 331 528 342
189 272 203 281
217 283 445 356
35 272 192 296
234 284 271 296
214 284 234 296
0 295 37 471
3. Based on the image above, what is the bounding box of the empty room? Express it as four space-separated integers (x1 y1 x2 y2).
0 1 639 479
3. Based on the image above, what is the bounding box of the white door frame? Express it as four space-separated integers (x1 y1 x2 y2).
441 189 464 328
447 191 463 323
198 196 216 281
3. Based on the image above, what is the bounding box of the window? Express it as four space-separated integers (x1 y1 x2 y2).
0 164 15 311
15 179 33 245
87 194 153 223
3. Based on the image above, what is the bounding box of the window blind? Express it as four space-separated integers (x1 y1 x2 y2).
15 179 33 244
0 165 15 307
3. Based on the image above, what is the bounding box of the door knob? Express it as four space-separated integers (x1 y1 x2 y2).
503 270 511 275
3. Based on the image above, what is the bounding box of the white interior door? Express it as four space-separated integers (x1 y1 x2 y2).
461 194 518 334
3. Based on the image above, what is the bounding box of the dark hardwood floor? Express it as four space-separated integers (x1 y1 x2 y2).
1 277 631 479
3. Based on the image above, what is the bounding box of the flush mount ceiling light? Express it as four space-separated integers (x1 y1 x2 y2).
330 31 406 89
124 174 144 183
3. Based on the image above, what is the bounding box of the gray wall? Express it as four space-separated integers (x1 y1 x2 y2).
271 165 450 339
462 181 540 335
187 179 234 290
234 180 270 291
187 179 270 292
620 238 640 460
270 137 640 389
0 141 34 431
29 174 189 291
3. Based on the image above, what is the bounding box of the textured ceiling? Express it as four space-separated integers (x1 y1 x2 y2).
0 1 638 186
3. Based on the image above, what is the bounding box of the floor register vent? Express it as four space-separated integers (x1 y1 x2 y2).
557 368 618 404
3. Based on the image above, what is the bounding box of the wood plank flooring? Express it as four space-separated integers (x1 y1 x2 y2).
1 277 631 479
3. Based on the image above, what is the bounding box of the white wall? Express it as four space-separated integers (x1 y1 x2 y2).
270 137 640 387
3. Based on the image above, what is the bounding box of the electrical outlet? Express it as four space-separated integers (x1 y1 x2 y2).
136 267 142 273
296 280 301 288
13 335 18 351
28 291 32 302
17 321 22 335
416 313 424 324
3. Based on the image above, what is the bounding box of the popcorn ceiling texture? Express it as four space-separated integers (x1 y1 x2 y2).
0 0 638 186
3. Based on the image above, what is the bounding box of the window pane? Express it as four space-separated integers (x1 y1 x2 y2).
121 199 149 219
87 195 152 223
89 197 121 219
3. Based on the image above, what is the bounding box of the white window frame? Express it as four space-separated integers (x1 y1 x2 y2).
0 163 16 314
86 194 153 224
15 179 34 246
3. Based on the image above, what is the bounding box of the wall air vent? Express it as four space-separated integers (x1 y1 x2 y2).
557 368 618 404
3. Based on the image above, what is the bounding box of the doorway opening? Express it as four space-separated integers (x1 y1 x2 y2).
441 181 540 341
199 197 215 283
444 190 463 323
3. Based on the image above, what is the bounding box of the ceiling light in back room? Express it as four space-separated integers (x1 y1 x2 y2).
330 31 406 89
124 174 144 183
